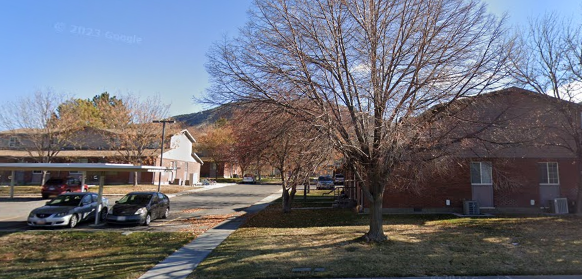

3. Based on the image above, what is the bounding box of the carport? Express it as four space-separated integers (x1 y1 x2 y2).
0 163 171 225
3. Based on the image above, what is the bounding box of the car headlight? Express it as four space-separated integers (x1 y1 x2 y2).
55 212 70 217
135 207 147 215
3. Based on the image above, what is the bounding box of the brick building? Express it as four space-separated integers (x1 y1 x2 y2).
350 87 580 214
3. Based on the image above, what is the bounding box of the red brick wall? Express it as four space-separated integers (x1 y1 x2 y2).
380 158 579 210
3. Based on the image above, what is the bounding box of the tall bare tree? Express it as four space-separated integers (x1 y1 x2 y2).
510 13 582 214
110 94 172 186
206 0 510 241
0 90 78 183
240 105 332 212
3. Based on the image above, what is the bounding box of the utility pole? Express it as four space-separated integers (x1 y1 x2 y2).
153 119 175 192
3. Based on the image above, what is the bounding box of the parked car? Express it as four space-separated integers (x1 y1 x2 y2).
334 174 345 185
28 192 109 228
106 192 170 226
41 177 88 199
316 175 335 190
241 174 256 184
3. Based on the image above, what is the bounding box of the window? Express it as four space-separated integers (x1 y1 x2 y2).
69 171 82 175
471 162 492 185
8 137 20 147
81 195 92 205
539 162 559 185
67 178 80 185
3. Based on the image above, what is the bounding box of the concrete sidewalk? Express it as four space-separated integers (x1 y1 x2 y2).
138 190 281 279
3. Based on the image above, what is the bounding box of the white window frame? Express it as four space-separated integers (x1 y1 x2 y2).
470 161 493 185
539 162 560 185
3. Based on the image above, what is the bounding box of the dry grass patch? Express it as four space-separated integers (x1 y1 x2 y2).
98 185 199 195
0 186 41 196
176 213 244 233
0 231 196 279
0 184 199 197
190 208 582 278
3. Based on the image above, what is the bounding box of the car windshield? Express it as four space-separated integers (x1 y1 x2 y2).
318 176 333 182
47 195 82 206
117 194 152 205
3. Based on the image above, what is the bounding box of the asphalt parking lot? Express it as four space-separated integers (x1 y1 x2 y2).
0 183 282 232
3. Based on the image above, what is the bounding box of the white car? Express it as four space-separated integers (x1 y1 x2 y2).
28 192 109 228
242 174 256 184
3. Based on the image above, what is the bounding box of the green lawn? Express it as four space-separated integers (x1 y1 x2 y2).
0 231 196 279
189 207 582 278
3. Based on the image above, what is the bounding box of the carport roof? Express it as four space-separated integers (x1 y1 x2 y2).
0 163 170 172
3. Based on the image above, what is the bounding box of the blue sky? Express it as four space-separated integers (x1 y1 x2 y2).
0 0 581 117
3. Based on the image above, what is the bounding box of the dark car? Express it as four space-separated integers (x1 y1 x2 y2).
334 174 345 185
106 192 170 226
28 192 109 228
41 177 89 199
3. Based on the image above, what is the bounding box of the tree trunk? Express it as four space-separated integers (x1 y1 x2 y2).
576 151 582 215
282 188 291 213
363 172 387 242
365 195 387 242
281 180 296 213
133 171 138 187
41 171 48 186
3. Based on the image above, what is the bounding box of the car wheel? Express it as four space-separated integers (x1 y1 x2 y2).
162 207 169 219
69 214 79 228
41 194 48 199
143 213 151 226
100 207 108 221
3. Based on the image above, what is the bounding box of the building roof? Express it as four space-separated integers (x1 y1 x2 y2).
0 163 170 172
0 149 158 158
180 129 197 143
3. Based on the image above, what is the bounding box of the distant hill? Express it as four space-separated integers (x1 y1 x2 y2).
172 105 233 127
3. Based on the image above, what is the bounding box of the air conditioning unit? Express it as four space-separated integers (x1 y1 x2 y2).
463 200 480 215
551 198 569 214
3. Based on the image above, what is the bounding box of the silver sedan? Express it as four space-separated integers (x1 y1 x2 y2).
28 192 109 228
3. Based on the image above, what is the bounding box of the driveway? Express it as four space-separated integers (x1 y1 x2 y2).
0 183 282 232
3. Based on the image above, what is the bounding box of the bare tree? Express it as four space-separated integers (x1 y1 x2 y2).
206 0 510 241
0 90 79 184
229 106 275 179
510 13 582 214
110 94 172 186
244 106 332 212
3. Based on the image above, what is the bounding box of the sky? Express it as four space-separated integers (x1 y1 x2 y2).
0 0 581 117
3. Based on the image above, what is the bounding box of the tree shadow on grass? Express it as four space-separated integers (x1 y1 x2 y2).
193 214 582 279
0 231 195 279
